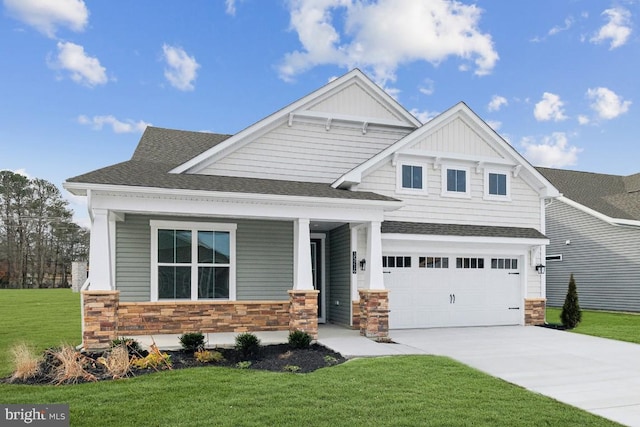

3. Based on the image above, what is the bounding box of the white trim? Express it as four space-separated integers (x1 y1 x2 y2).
396 161 429 195
382 233 549 247
293 219 314 290
483 168 512 202
149 220 237 302
441 165 471 199
311 233 327 323
63 182 403 212
364 221 385 290
558 196 640 228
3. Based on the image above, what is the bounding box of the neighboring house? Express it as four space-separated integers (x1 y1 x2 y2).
537 167 640 312
65 69 559 350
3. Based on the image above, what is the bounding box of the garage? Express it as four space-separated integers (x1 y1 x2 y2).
384 253 523 329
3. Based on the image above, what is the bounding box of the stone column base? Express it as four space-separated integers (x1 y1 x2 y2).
525 298 546 325
288 290 319 339
82 290 120 351
359 290 389 338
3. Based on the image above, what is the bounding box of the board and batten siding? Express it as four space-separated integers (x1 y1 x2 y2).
115 215 293 302
328 224 352 325
359 161 541 228
545 201 640 312
198 121 411 184
412 117 503 158
308 82 406 121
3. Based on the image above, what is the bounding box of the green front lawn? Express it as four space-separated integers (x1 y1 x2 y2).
546 307 640 344
0 290 621 426
0 289 81 377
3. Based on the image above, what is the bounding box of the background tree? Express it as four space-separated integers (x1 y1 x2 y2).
561 273 582 329
0 171 88 288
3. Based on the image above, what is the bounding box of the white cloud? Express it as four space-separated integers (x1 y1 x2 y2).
548 17 574 36
590 7 632 49
521 132 581 167
577 115 590 125
486 120 501 131
488 95 508 112
1 168 32 179
78 115 150 133
279 0 498 85
51 41 108 87
3 0 88 38
534 92 567 122
418 79 434 96
225 0 239 15
162 44 200 91
586 87 631 119
410 108 439 124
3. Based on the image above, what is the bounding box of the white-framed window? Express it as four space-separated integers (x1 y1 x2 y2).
484 169 511 201
396 162 428 194
150 220 236 301
442 166 470 198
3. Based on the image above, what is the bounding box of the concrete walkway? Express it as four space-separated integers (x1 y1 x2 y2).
136 325 640 426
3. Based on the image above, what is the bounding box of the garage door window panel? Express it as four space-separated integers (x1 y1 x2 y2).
456 257 484 269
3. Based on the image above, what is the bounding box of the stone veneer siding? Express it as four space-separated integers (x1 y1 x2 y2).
525 298 546 325
81 290 291 351
352 301 360 329
288 290 319 339
358 290 389 338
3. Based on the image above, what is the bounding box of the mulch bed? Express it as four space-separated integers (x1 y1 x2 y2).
3 344 346 386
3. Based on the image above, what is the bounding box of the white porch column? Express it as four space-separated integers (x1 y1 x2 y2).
293 218 313 290
364 221 385 290
350 225 360 301
88 208 113 290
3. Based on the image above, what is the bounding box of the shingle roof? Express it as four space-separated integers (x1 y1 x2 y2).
536 167 640 221
381 221 547 240
67 127 399 202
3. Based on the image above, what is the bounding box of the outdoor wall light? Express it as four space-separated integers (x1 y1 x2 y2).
535 264 546 274
359 259 366 271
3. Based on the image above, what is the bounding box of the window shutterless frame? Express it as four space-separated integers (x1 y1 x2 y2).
150 220 237 301
396 161 428 195
441 165 470 198
483 168 511 201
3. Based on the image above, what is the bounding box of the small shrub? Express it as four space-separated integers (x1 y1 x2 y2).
288 330 312 349
111 337 143 356
283 365 301 373
235 333 261 358
561 274 582 329
194 349 224 363
49 345 97 384
131 345 172 370
324 355 338 366
97 344 130 378
179 332 206 353
235 361 252 369
9 342 42 382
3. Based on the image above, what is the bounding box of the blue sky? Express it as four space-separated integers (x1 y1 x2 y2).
1 0 638 227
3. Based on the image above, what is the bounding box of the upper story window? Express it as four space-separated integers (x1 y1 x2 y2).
484 169 510 201
402 165 423 189
150 220 236 301
442 166 470 198
397 162 428 194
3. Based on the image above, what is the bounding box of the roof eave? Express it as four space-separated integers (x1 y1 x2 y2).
558 196 640 227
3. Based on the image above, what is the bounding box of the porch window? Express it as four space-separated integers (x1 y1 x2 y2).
150 220 236 301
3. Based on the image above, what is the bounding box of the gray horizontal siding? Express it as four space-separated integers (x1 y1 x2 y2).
329 224 351 325
545 201 640 312
115 215 293 302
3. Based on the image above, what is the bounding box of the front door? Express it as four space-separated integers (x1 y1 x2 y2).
310 238 325 323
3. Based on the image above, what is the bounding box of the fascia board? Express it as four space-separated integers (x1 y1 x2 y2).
558 196 640 228
171 69 421 175
382 232 549 246
63 182 404 211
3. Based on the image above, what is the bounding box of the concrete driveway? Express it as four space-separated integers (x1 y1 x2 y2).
389 326 640 427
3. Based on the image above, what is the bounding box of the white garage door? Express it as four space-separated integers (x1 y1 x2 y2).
384 254 522 329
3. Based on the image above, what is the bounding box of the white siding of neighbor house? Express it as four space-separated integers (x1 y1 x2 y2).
115 215 293 302
308 82 406 122
412 118 503 158
545 201 640 312
198 120 411 183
